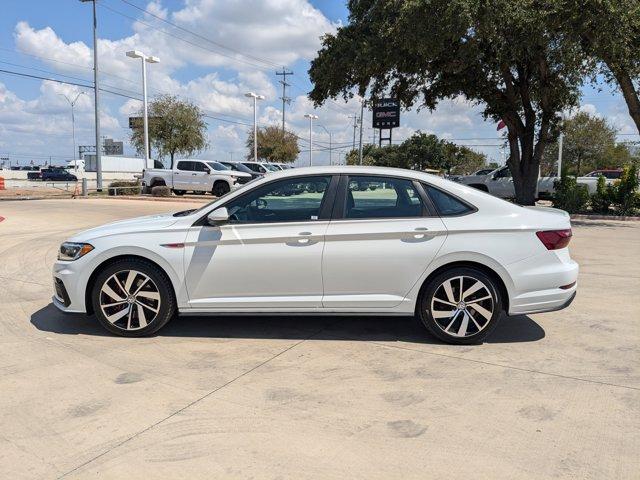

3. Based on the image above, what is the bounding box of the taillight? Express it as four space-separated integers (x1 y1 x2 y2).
536 229 572 250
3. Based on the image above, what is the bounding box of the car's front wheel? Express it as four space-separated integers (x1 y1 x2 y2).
417 267 502 345
212 181 231 197
91 258 176 337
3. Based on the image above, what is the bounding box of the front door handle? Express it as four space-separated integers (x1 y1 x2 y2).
296 231 312 244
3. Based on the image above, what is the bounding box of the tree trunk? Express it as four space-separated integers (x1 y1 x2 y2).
506 126 540 206
610 67 640 134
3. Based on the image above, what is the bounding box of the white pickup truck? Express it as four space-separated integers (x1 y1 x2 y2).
142 159 252 196
455 166 620 199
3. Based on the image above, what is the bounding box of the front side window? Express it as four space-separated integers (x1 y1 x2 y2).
495 167 511 178
424 184 474 216
345 176 424 219
224 176 332 223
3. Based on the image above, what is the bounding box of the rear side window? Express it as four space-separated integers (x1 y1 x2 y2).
176 161 193 171
345 176 424 219
424 185 474 216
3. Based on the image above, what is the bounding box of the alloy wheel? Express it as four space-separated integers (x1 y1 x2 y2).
99 270 161 331
430 275 494 338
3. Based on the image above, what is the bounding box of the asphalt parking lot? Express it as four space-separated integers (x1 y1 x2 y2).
0 198 638 479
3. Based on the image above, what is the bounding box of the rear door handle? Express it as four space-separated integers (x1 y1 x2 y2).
413 227 429 239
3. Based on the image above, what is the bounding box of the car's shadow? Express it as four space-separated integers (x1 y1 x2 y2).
30 304 545 345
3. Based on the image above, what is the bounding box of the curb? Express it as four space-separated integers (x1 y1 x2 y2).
82 195 211 203
570 214 640 222
0 196 50 202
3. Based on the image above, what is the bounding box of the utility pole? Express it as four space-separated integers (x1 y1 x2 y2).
358 100 364 165
319 124 332 165
350 114 357 152
80 0 103 190
275 68 293 134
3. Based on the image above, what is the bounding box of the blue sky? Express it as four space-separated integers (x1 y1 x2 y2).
0 0 637 167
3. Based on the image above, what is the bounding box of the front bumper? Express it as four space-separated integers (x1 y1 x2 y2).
52 260 88 313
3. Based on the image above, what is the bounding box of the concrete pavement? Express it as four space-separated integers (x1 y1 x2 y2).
0 199 638 479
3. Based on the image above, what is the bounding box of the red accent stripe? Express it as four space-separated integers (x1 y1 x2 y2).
161 243 185 249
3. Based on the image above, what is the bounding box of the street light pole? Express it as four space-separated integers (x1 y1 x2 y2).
80 0 103 189
245 92 265 163
318 124 332 165
358 100 364 165
304 114 318 166
59 92 86 167
126 50 160 169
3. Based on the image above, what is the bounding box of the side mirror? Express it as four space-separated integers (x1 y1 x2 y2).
207 207 229 226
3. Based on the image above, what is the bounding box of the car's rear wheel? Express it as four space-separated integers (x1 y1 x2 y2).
91 258 176 337
417 267 502 344
172 189 185 196
212 181 230 197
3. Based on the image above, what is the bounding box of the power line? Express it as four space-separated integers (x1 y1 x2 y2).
0 46 139 86
116 0 282 69
99 2 274 72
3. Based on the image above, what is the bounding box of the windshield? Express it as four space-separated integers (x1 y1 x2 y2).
263 163 280 171
206 161 230 171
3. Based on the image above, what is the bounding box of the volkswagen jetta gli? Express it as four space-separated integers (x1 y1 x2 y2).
53 166 578 344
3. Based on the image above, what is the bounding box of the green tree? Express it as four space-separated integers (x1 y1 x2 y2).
558 0 640 133
246 126 300 163
441 143 487 175
344 131 487 173
543 112 618 176
130 94 208 169
309 0 586 205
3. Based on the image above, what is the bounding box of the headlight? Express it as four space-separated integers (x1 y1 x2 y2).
58 242 94 261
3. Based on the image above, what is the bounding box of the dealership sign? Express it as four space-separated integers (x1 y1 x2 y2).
372 98 400 129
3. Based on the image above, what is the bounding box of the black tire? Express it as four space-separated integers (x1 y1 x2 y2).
417 267 502 345
212 181 231 197
91 258 176 337
172 189 186 196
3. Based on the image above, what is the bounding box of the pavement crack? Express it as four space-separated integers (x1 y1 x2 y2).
368 341 640 391
56 322 332 479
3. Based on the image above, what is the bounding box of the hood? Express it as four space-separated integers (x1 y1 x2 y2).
68 212 180 242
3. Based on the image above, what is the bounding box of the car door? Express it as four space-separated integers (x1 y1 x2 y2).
322 175 447 309
173 161 195 190
192 161 213 192
183 175 338 310
489 167 515 197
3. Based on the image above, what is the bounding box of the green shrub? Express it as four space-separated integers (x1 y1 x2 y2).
552 173 589 214
589 175 614 214
151 185 171 197
108 180 140 196
610 164 639 216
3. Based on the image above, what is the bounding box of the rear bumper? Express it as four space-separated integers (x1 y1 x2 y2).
506 249 579 315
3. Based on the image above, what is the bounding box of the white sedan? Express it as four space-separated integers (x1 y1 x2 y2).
53 166 578 344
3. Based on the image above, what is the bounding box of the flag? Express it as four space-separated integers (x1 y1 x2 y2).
497 120 506 130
